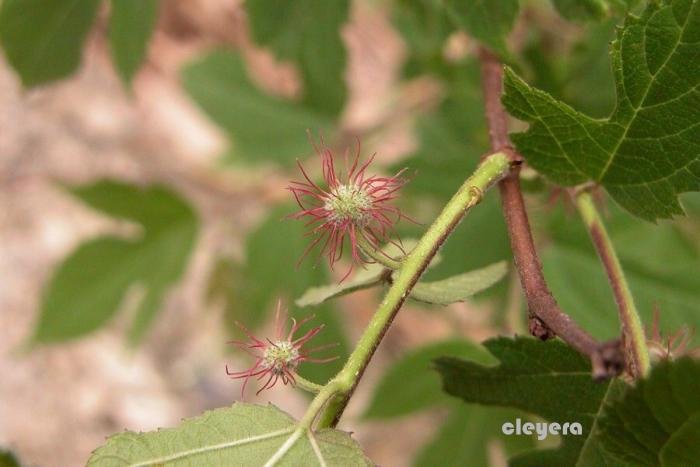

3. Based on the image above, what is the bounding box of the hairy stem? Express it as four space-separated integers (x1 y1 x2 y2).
356 233 403 269
573 190 650 377
478 47 623 379
294 374 324 394
301 152 512 429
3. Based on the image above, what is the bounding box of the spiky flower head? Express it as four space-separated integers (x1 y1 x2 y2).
646 306 699 362
226 302 337 397
289 139 408 280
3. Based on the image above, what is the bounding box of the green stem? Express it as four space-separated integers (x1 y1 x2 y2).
574 190 650 377
356 232 403 269
299 152 511 429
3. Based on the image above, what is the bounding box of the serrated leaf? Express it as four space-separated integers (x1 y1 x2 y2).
442 0 520 58
0 0 100 87
411 261 508 305
503 0 700 221
88 402 372 466
34 181 198 344
109 0 158 86
599 358 700 466
224 205 348 384
245 0 349 116
435 336 625 466
363 339 496 419
182 51 335 165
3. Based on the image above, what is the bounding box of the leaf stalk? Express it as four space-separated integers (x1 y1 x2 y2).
573 190 650 377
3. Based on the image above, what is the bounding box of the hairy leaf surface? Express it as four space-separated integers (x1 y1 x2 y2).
599 358 700 466
88 403 371 466
436 337 624 466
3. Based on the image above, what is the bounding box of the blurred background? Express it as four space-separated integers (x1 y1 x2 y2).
1 0 699 465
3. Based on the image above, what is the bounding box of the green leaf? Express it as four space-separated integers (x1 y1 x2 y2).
415 404 535 467
435 336 624 466
224 205 348 384
391 0 453 77
182 50 335 165
245 0 349 116
0 0 100 86
363 339 496 419
599 358 700 466
0 449 20 467
88 402 371 466
551 0 637 22
503 0 700 221
399 62 490 200
541 203 700 343
411 261 508 305
521 20 618 118
295 265 385 308
109 0 159 85
551 0 609 21
34 181 198 344
442 0 519 58
294 255 502 308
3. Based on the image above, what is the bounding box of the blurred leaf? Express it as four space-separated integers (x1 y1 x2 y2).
399 61 489 200
34 181 198 344
109 0 158 85
363 339 496 419
226 205 348 384
411 261 508 305
88 402 371 466
0 449 19 467
391 0 452 77
551 0 608 21
442 0 519 58
541 203 700 343
599 358 700 466
245 0 349 116
415 404 535 467
0 0 100 86
436 336 624 466
552 0 638 22
182 51 335 165
521 20 618 118
503 0 700 221
416 196 511 294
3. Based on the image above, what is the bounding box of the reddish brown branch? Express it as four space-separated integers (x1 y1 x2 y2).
477 48 623 379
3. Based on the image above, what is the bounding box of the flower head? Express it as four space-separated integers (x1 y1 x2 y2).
646 306 699 362
289 139 408 280
226 302 337 397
